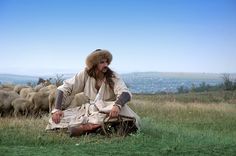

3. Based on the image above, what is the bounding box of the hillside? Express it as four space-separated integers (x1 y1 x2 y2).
0 72 227 93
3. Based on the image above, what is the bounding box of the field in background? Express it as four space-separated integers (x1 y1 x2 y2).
0 91 236 155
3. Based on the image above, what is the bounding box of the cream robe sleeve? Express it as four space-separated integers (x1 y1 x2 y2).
113 72 132 99
57 70 87 98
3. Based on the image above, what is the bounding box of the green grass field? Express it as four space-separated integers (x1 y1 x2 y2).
0 91 236 155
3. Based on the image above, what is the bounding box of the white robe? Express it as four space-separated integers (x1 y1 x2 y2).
46 70 140 130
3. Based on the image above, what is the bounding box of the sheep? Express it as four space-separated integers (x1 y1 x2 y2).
34 78 54 92
19 87 34 98
14 85 30 94
27 91 50 117
69 92 90 108
0 90 20 116
48 89 56 113
11 97 34 117
0 84 15 92
26 91 37 101
39 84 57 93
34 83 44 92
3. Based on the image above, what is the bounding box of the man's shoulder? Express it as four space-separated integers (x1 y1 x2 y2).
76 69 88 76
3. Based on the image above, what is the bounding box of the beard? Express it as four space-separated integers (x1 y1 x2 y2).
101 67 108 73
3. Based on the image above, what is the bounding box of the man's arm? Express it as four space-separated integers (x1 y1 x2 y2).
51 90 64 124
115 92 131 107
110 91 131 118
113 72 132 107
52 90 64 112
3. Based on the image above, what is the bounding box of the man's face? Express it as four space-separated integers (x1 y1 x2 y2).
97 58 108 73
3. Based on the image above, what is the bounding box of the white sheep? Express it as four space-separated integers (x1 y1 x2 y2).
11 97 34 117
20 87 34 98
69 92 90 108
14 85 30 94
0 90 20 116
0 84 15 92
27 91 50 117
39 84 57 93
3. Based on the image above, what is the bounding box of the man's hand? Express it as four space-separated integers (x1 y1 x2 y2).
109 105 121 118
52 110 64 124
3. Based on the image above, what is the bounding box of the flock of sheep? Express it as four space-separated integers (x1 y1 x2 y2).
0 80 84 117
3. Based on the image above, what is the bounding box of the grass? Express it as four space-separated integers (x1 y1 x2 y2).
0 91 236 155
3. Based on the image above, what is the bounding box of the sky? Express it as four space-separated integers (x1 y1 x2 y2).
0 0 236 76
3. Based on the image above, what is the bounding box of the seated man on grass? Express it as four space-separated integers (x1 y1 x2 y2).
46 49 140 136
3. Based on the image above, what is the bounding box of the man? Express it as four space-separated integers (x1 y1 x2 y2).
46 49 140 135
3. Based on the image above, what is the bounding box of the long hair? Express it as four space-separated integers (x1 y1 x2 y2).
86 66 115 90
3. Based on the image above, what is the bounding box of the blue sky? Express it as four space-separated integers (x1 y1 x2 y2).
0 0 235 75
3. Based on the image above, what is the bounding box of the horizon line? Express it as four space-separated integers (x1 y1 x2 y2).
0 71 236 77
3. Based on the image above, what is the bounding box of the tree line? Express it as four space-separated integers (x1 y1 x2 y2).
177 74 236 93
